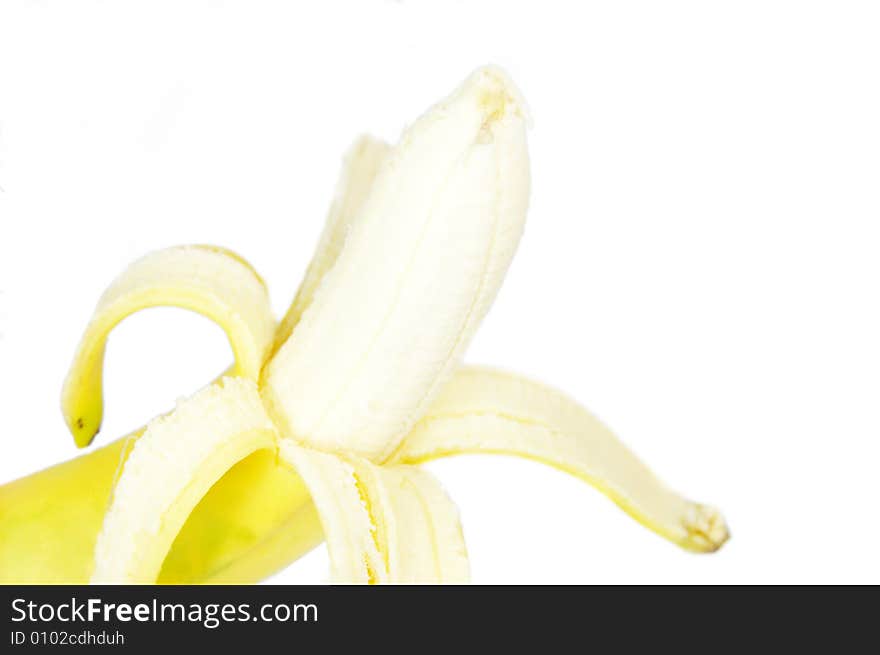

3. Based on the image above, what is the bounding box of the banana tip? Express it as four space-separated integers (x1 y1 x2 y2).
68 416 98 448
466 65 533 129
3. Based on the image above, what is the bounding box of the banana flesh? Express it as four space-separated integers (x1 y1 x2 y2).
274 135 391 349
0 66 729 585
263 66 530 462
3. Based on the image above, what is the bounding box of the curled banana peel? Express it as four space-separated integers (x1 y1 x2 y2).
0 66 728 585
61 245 275 447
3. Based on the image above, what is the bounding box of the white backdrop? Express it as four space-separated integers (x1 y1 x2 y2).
1 1 878 584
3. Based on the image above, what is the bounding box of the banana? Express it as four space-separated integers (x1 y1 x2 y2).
1 65 729 585
262 66 530 462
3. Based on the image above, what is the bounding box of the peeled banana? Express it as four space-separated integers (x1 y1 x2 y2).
262 66 530 462
0 66 728 585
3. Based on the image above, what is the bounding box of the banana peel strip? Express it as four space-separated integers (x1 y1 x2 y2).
91 378 279 583
280 442 468 583
62 245 275 447
395 366 729 553
92 379 469 584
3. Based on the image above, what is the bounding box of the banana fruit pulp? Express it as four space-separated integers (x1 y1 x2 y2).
0 66 728 584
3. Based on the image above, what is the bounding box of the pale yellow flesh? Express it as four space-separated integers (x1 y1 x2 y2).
263 67 531 462
273 135 391 351
61 245 275 447
394 366 729 553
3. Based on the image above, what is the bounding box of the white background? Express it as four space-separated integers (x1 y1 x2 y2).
1 1 878 584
